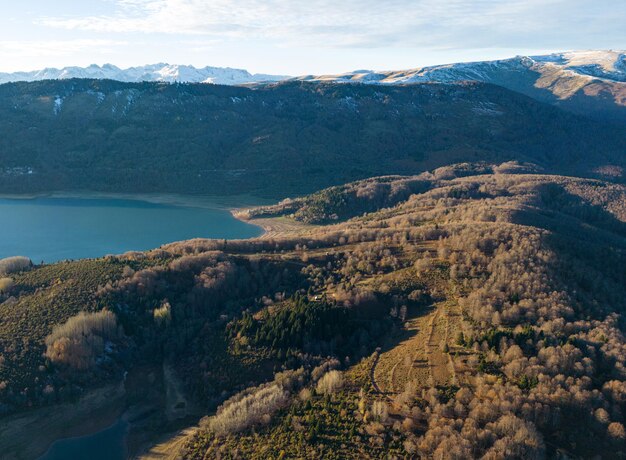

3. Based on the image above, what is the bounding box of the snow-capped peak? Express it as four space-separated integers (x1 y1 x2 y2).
1 51 623 88
0 64 289 86
529 50 626 82
292 50 626 85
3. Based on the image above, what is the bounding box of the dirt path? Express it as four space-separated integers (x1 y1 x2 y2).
369 348 384 394
424 307 453 386
446 301 474 387
137 427 198 460
372 301 460 396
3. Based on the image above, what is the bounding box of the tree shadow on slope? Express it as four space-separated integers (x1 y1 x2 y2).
507 182 626 457
511 182 626 253
511 181 626 316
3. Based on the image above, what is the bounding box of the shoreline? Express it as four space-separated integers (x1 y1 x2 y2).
0 191 274 211
230 211 316 240
0 382 126 460
0 192 273 262
229 208 269 239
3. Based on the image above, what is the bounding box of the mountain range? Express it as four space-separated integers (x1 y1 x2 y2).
1 50 624 121
0 63 288 86
3 51 624 86
2 52 626 460
295 50 626 122
296 50 626 84
0 50 624 198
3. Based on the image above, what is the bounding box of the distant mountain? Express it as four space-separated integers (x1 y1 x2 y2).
294 50 626 122
0 79 623 198
0 63 288 86
2 51 624 121
296 51 626 84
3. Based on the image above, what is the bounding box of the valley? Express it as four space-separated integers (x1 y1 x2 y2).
1 0 624 457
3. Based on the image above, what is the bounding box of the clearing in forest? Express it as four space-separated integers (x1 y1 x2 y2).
372 299 470 396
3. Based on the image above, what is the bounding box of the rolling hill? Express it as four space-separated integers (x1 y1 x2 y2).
1 163 625 458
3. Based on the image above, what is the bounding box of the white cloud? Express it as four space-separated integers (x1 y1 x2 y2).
37 0 625 50
4 0 621 74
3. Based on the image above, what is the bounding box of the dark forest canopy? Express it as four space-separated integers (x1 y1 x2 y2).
0 79 624 198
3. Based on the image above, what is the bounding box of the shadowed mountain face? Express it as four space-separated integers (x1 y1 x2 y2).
0 79 624 198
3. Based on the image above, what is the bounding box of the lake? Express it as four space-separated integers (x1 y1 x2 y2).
39 418 129 460
0 196 263 263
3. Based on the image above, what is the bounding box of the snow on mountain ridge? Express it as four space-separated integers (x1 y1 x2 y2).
0 64 288 86
298 55 534 85
0 51 623 90
293 50 626 85
286 51 626 121
529 50 626 82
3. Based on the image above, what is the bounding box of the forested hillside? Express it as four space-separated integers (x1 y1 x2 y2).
1 163 625 458
0 79 624 197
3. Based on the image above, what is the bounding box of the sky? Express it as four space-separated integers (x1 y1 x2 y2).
0 0 624 75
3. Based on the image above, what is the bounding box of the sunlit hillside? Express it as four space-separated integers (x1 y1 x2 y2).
2 163 625 458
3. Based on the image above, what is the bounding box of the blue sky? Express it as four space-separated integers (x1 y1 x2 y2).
1 0 624 75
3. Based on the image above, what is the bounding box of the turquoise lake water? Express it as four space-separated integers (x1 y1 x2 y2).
11 195 263 458
0 196 262 263
39 418 129 460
